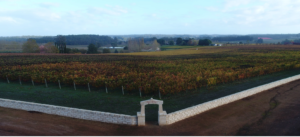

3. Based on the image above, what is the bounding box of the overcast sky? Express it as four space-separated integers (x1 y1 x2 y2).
0 0 300 36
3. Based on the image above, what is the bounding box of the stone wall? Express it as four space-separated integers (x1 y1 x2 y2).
0 98 137 125
2 74 300 126
166 74 300 125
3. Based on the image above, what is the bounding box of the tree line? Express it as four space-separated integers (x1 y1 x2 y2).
32 35 115 46
21 37 119 54
212 36 254 41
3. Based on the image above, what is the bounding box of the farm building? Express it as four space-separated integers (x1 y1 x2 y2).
210 44 222 46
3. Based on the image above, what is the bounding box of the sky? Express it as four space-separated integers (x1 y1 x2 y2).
0 0 300 36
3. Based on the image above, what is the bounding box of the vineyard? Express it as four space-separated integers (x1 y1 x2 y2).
1 45 300 97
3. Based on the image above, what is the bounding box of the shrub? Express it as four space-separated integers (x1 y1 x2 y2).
103 48 111 53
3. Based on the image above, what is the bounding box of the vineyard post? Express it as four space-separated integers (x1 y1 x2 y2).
6 75 9 84
139 87 142 97
45 79 48 88
122 85 124 95
19 76 22 85
159 89 161 99
58 80 61 89
73 81 76 90
105 84 108 93
31 79 34 86
88 83 91 92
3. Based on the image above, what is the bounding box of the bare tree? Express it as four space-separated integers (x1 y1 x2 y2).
128 38 144 52
151 39 160 50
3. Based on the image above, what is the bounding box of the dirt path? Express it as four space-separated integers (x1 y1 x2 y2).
1 80 300 136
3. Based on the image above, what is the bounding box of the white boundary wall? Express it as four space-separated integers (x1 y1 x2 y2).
166 74 300 125
0 98 137 125
1 74 300 126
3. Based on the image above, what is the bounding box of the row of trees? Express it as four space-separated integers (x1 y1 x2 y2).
127 38 144 52
29 35 119 54
125 37 213 48
175 38 212 46
127 38 160 52
32 35 115 46
0 41 22 50
257 38 263 44
22 38 115 54
22 39 59 53
281 39 300 44
144 36 253 46
143 37 212 46
212 36 254 41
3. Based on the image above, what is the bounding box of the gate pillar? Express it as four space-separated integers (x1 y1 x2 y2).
137 98 167 126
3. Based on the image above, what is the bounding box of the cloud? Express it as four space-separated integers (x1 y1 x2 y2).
0 16 18 23
89 6 128 16
206 6 219 12
207 0 300 29
0 8 62 23
39 2 59 9
224 0 253 9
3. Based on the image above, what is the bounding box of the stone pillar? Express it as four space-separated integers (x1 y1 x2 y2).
158 111 167 126
137 112 145 126
141 105 145 115
158 104 163 113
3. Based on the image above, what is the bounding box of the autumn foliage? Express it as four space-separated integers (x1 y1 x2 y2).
1 45 300 95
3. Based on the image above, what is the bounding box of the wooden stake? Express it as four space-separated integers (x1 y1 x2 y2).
122 85 124 95
31 79 34 86
88 83 91 92
19 76 22 85
73 81 76 90
58 80 61 89
6 75 9 84
45 79 48 88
